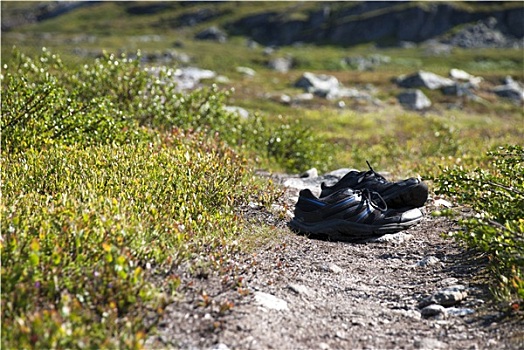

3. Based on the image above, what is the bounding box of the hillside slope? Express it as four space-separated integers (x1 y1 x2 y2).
2 1 523 47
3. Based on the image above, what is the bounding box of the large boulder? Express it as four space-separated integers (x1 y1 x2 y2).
396 70 454 90
295 72 340 95
172 67 216 91
398 89 432 110
268 56 294 73
492 77 524 102
194 26 227 43
449 68 483 87
444 17 518 49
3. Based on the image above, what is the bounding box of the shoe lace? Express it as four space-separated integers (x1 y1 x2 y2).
360 187 388 212
357 160 388 184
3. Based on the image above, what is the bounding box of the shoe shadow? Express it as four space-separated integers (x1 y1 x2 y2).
287 223 385 244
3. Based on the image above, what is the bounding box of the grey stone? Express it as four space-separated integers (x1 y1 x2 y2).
364 232 413 244
420 304 446 317
294 93 314 102
175 67 216 81
325 87 368 100
288 284 313 297
424 41 453 56
420 285 468 307
398 89 432 110
195 26 227 43
268 56 294 73
442 83 476 98
492 82 524 102
295 72 339 95
327 263 343 274
438 277 459 287
397 70 454 90
446 307 475 317
280 93 314 105
416 256 440 267
246 38 259 49
444 17 518 49
318 342 330 350
280 94 292 104
148 66 217 91
342 54 391 71
281 177 321 195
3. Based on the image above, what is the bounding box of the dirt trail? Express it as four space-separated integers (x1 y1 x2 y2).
146 175 523 350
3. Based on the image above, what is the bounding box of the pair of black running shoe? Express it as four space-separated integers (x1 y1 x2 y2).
289 162 429 240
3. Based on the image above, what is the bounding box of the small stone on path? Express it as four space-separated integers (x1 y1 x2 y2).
420 304 446 317
288 283 313 297
414 337 448 349
254 291 289 311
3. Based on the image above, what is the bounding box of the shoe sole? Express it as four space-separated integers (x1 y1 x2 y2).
382 182 429 209
288 216 423 240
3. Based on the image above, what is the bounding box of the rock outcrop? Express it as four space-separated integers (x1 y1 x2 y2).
227 2 524 48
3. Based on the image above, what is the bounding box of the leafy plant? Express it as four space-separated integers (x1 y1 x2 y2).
1 47 328 172
434 145 524 306
1 48 290 348
1 132 274 348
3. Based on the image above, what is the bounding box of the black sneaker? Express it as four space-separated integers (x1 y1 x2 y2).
320 161 428 208
289 187 423 239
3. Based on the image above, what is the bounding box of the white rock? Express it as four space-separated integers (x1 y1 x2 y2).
414 337 448 349
326 263 343 274
236 66 256 76
223 106 250 119
210 343 230 350
433 198 453 208
300 168 318 178
254 292 289 311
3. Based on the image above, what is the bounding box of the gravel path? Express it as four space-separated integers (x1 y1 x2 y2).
146 174 524 350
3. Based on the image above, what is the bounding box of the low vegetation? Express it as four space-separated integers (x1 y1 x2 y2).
0 48 311 348
434 145 524 307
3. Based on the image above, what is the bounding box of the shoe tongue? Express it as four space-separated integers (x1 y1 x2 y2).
367 171 387 183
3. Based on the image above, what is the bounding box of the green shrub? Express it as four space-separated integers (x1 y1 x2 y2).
1 47 329 172
1 48 290 348
1 48 147 150
1 133 269 348
434 145 524 307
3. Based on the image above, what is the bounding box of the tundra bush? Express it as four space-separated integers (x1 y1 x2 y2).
1 135 263 348
435 145 524 307
0 48 291 348
1 47 329 172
